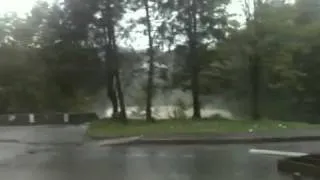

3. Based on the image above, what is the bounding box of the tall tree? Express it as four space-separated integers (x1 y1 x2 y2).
242 0 263 120
189 0 201 119
63 0 128 120
105 0 127 120
98 0 127 120
143 0 155 122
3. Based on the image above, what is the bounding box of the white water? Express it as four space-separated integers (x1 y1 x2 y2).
90 58 237 120
103 105 234 120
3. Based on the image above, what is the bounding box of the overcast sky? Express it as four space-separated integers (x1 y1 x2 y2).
0 0 245 49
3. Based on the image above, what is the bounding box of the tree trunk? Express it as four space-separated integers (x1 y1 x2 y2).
144 0 155 122
102 0 127 121
190 0 201 119
191 63 201 119
102 21 118 119
106 71 118 118
249 0 263 121
115 70 127 121
250 54 261 120
107 1 127 123
112 34 127 121
107 1 127 122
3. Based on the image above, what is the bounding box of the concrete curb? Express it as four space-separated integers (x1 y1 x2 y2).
97 136 143 146
277 154 320 178
90 136 320 146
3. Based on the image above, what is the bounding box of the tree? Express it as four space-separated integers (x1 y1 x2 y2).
103 0 127 121
62 0 128 120
34 2 103 111
289 0 320 121
156 0 230 119
143 0 155 122
213 0 316 120
0 11 47 112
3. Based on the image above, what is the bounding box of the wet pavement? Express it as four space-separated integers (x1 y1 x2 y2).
0 125 318 180
0 125 87 144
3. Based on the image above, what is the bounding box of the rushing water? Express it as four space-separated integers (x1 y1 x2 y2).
104 105 235 119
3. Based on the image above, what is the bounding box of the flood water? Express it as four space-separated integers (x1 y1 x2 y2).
0 125 318 180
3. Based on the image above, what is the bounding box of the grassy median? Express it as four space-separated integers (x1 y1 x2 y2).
87 119 319 138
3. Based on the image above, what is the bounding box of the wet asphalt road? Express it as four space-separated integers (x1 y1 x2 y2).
0 125 318 180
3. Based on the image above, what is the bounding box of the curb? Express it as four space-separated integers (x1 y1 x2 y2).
97 136 143 146
91 136 320 146
277 154 320 178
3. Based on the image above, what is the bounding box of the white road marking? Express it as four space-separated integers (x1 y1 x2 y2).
182 154 194 158
249 148 308 157
158 152 167 157
122 153 195 158
130 153 148 157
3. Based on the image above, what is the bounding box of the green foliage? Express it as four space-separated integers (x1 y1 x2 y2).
210 0 320 121
0 1 103 113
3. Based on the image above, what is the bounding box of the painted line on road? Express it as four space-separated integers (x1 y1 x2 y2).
249 148 308 157
124 153 195 159
129 153 148 158
157 152 167 157
182 154 194 158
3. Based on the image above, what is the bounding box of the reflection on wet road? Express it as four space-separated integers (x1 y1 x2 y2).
0 126 318 180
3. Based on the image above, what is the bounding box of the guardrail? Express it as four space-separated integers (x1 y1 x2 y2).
0 112 98 126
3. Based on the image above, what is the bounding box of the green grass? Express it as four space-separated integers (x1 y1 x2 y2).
87 119 320 138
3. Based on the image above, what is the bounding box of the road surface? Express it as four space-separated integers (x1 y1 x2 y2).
0 125 317 180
